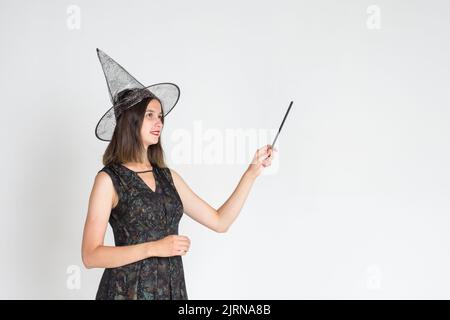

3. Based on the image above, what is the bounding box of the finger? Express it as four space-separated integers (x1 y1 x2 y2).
176 240 190 248
176 248 188 255
257 144 270 154
252 154 265 165
258 153 271 163
178 242 190 249
257 148 271 158
262 162 271 168
262 159 272 166
267 144 277 152
258 144 269 152
255 149 267 160
253 152 270 165
177 239 190 246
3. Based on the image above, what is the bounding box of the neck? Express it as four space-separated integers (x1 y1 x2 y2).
126 159 152 170
141 147 151 167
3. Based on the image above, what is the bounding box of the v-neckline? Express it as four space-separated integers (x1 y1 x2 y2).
119 164 159 193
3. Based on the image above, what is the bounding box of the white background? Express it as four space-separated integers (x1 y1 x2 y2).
1 0 449 299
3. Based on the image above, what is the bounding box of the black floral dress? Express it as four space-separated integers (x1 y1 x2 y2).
95 163 188 300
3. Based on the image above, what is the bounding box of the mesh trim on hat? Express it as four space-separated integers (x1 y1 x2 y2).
95 48 180 141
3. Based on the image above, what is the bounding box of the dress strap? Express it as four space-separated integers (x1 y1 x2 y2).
158 167 177 191
134 169 153 173
98 164 130 194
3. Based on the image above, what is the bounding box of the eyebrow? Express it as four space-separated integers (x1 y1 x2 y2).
146 109 163 115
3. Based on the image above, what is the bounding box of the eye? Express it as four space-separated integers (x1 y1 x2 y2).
146 112 163 120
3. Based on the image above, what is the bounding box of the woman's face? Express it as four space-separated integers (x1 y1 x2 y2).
140 99 163 147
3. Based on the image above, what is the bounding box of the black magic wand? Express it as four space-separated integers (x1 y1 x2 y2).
269 100 294 152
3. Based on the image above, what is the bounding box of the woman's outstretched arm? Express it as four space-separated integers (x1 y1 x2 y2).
171 144 275 233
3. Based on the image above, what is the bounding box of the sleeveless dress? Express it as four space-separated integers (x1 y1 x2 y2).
95 163 188 300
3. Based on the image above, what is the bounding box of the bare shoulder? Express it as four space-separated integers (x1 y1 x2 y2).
93 171 118 208
167 168 186 190
95 171 114 189
168 168 180 180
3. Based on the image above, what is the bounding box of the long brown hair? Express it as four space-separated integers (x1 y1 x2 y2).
102 96 167 168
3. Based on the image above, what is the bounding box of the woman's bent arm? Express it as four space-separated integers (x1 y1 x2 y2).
82 242 157 269
81 172 156 269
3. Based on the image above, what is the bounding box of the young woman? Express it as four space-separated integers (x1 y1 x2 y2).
82 49 276 300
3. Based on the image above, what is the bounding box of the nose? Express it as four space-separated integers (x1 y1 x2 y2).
154 118 163 129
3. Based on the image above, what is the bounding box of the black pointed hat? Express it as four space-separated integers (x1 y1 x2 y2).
95 48 180 141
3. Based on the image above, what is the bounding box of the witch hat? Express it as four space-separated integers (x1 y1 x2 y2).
95 48 180 141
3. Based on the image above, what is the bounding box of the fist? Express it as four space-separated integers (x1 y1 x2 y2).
154 235 191 257
246 144 277 178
